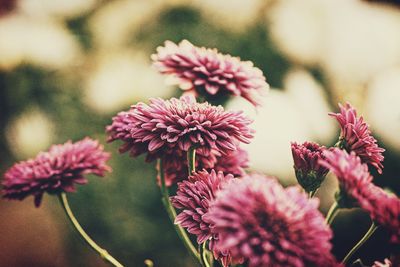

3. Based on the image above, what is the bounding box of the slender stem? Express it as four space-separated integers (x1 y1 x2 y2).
58 192 124 267
188 147 196 174
158 159 201 263
325 201 340 225
199 242 211 267
342 222 378 264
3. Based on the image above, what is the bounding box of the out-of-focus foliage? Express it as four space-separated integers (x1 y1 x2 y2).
0 0 399 266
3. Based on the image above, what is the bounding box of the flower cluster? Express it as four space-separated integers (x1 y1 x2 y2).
2 138 111 207
152 40 269 106
205 174 338 267
106 95 253 163
291 141 330 192
329 102 384 173
3 39 399 267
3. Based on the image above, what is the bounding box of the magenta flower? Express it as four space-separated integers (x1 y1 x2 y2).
319 148 373 208
205 174 338 267
2 138 111 207
161 146 249 186
369 191 400 244
329 102 384 173
151 40 269 106
291 141 330 192
320 149 400 243
106 95 254 161
171 169 234 266
171 170 233 244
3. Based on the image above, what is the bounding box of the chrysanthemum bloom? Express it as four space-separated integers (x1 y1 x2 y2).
291 141 329 192
205 175 338 267
162 146 249 186
320 149 400 243
319 148 373 208
170 169 234 266
2 138 111 207
151 40 269 106
329 102 384 173
361 186 400 244
171 170 233 244
106 95 254 161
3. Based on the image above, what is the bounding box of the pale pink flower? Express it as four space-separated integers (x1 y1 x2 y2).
2 138 111 207
205 174 338 267
106 96 254 161
329 102 384 173
151 40 269 106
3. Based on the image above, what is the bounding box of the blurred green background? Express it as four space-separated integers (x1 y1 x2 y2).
1 0 400 266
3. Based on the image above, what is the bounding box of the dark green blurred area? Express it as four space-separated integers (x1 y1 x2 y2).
0 3 399 267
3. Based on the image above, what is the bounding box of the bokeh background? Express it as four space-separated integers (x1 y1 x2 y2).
1 0 400 266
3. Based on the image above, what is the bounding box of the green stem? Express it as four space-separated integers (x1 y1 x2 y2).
188 147 196 174
158 159 201 263
58 193 124 267
342 222 378 264
325 201 340 225
200 242 212 267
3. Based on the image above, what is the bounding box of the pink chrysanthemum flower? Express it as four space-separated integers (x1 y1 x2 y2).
329 102 384 173
171 169 234 266
319 148 373 207
2 138 111 207
106 95 254 161
162 146 249 186
205 174 338 267
151 40 269 106
291 141 330 192
320 149 400 243
362 186 400 244
171 170 233 244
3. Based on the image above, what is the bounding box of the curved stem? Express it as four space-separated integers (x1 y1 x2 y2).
188 147 196 174
58 193 124 267
158 159 201 263
200 242 211 267
325 201 340 225
342 222 378 264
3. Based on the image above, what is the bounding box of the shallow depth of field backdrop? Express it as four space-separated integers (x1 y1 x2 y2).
1 0 400 266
